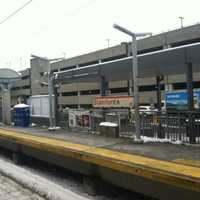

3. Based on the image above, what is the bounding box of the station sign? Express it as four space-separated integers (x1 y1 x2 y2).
92 96 133 108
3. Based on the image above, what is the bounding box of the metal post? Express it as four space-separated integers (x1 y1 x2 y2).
100 76 108 96
156 76 162 112
186 62 194 111
53 79 58 126
48 61 56 130
100 76 108 121
156 76 164 138
132 36 141 140
186 62 195 143
76 64 81 109
113 23 152 141
127 80 132 95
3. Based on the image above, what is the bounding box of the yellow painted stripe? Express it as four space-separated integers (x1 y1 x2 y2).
0 128 200 192
173 159 200 168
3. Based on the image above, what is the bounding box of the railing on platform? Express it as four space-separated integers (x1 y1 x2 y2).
30 108 200 144
140 111 200 144
90 109 200 144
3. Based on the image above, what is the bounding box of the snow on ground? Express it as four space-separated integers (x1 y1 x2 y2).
0 155 123 200
0 157 89 200
0 173 44 200
140 136 183 144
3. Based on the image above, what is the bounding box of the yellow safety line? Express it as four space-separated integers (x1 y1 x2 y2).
173 159 200 168
0 128 200 192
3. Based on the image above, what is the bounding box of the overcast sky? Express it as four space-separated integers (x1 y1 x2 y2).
0 0 199 71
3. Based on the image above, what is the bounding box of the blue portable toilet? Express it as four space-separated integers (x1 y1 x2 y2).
13 104 30 127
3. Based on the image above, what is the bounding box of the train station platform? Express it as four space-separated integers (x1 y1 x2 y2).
0 125 199 200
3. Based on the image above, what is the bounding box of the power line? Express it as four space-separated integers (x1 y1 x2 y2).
0 0 33 26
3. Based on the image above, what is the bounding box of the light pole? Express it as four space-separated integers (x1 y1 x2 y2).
106 38 110 48
113 23 152 140
179 16 184 28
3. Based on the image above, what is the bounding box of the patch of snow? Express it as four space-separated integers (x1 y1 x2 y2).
54 126 61 130
0 158 88 200
13 104 29 108
31 123 36 127
48 126 61 131
99 122 118 127
140 136 183 145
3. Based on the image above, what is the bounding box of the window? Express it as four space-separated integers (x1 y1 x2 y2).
62 91 78 96
60 65 76 71
12 87 20 91
22 85 30 89
139 84 165 92
173 82 186 90
110 87 128 93
80 90 100 95
79 61 98 67
51 69 58 73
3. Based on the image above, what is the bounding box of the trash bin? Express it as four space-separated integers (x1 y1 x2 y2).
13 104 30 127
99 122 119 138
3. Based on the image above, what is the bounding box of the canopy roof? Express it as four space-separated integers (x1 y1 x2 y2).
55 42 200 83
0 68 21 84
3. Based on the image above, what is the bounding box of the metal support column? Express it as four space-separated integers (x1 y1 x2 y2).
113 23 151 141
156 76 162 112
186 62 194 111
127 80 132 96
53 79 58 126
100 76 108 96
48 64 56 130
156 76 164 138
100 76 109 121
186 62 195 143
132 36 141 140
76 64 81 109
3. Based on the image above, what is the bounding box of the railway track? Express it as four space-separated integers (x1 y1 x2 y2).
0 173 44 200
0 147 154 200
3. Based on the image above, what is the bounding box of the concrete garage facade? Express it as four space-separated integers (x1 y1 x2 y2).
8 24 200 109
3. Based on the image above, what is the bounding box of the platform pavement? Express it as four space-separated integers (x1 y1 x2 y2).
0 125 200 167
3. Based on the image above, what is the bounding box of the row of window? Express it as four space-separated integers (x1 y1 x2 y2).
60 81 200 96
12 85 30 91
11 81 200 94
53 55 128 73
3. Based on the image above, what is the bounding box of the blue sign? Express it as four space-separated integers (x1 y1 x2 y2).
166 90 200 110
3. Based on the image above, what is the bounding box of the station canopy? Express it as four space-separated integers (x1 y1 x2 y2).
55 42 200 84
0 68 21 84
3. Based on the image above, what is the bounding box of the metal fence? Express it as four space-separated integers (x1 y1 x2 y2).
0 107 2 122
5 106 200 144
140 111 200 144
90 109 135 137
90 109 200 144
